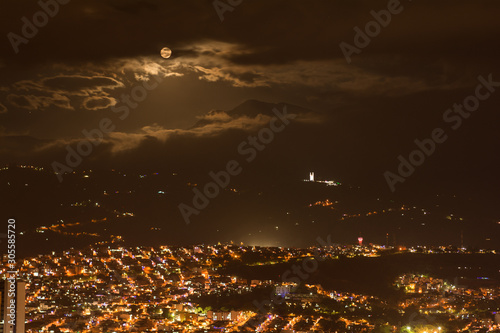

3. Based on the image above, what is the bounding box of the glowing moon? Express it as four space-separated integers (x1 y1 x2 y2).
160 47 172 59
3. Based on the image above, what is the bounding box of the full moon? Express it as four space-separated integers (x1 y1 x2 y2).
160 47 172 59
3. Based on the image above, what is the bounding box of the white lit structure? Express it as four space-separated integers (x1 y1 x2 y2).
304 172 341 186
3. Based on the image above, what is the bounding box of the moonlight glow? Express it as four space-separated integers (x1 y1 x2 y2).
160 47 172 59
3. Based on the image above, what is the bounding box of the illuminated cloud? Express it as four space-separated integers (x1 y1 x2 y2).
105 104 320 153
13 75 124 97
2 57 185 113
33 102 320 154
41 75 124 96
107 115 274 153
165 40 465 95
82 96 117 111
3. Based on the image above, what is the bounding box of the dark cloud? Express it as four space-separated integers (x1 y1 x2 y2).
7 93 72 110
0 0 499 69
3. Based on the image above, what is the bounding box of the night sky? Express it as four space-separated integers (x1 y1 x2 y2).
1 0 499 251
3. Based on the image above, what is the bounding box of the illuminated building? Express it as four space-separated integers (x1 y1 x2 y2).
275 285 292 297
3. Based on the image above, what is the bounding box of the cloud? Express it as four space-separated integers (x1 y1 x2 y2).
107 114 273 152
34 102 318 155
42 75 124 96
153 40 466 95
0 103 7 113
104 103 321 152
7 94 72 111
2 0 499 92
112 57 184 82
197 110 233 123
83 96 117 111
6 75 124 112
3 58 185 113
14 75 124 97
